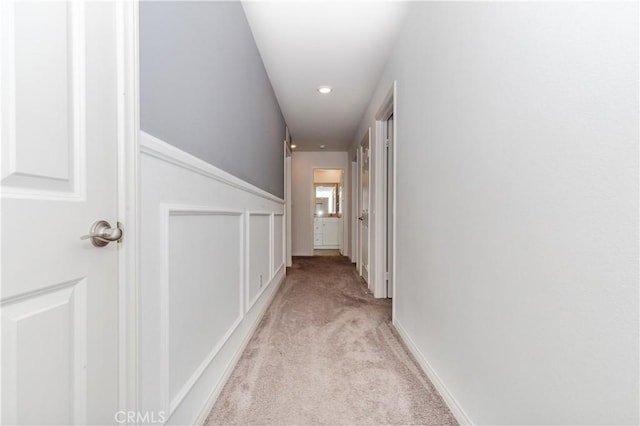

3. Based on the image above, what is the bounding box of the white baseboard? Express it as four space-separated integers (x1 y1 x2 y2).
393 319 473 426
194 272 286 425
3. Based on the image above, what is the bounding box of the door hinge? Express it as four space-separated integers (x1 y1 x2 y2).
385 271 389 280
385 139 390 148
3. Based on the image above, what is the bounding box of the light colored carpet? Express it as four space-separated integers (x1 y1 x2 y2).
205 256 457 425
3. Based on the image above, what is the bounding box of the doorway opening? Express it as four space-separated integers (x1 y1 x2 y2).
313 169 344 256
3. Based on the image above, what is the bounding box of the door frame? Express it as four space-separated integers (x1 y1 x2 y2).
351 157 358 265
116 0 140 416
357 129 371 284
373 81 396 304
311 168 345 252
284 130 292 267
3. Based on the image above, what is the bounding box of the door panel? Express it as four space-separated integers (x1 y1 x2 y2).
1 1 119 424
2 281 87 425
3 2 72 191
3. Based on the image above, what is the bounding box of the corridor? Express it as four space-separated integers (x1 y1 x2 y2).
2 1 637 424
206 256 456 425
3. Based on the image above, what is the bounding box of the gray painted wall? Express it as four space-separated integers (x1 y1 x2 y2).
140 1 285 198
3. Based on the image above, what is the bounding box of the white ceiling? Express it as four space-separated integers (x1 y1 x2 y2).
242 1 409 152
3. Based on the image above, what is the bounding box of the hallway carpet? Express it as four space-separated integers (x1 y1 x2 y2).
205 256 457 425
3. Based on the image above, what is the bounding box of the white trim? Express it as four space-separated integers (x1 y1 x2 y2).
273 212 286 274
246 211 275 313
355 147 361 272
372 82 396 299
373 106 386 298
393 319 474 426
270 213 274 279
311 167 346 252
272 263 285 283
358 129 372 288
350 158 358 264
159 204 170 416
194 270 286 426
284 140 292 267
391 82 398 315
169 309 243 416
140 131 285 205
160 205 245 418
116 0 140 416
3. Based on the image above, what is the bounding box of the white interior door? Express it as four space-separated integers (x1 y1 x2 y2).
1 1 121 424
359 133 370 283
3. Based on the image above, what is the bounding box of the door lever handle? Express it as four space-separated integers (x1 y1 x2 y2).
81 220 123 247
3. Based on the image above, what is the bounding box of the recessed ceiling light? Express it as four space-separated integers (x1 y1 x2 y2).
320 145 326 149
291 144 297 149
317 86 332 94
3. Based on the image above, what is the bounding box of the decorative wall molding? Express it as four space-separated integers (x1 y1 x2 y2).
273 213 285 277
159 205 245 417
140 132 284 205
246 212 273 313
139 132 286 424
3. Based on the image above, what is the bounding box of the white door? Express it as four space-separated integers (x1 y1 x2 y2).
359 132 370 283
2 1 121 424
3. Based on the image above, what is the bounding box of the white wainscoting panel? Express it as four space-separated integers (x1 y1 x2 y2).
1 0 85 199
165 207 244 414
1 280 87 425
273 213 284 277
139 132 285 425
247 213 271 312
